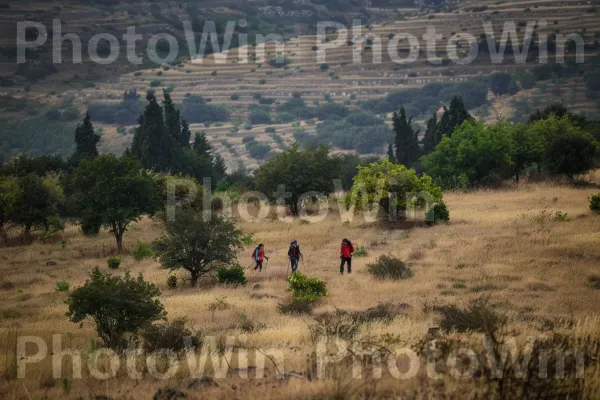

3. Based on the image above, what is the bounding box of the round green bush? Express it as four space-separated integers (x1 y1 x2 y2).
167 276 177 289
590 193 600 214
217 265 247 286
107 256 121 269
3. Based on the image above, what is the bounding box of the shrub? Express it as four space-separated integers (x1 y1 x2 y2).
425 201 450 226
167 276 177 289
278 298 313 315
140 318 201 353
436 297 505 334
230 94 240 100
55 280 70 292
553 210 571 222
66 267 166 349
150 80 161 87
320 63 329 71
367 255 413 280
309 309 363 341
353 245 368 257
589 193 600 213
132 240 154 261
217 265 248 286
286 272 327 304
107 256 121 269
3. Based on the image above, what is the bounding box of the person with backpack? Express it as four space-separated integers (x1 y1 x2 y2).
288 240 302 273
252 243 269 272
340 238 354 275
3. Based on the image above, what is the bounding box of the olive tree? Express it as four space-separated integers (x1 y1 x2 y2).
66 267 166 349
152 208 243 288
71 155 158 252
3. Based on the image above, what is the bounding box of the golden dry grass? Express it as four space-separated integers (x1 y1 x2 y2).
1 181 600 398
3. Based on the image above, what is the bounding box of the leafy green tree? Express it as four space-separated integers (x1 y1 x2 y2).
66 267 166 349
71 155 157 253
528 103 587 128
510 124 545 182
0 176 21 242
422 121 514 187
254 144 344 215
152 208 243 287
131 91 176 171
72 112 100 163
545 131 597 179
14 173 64 242
344 159 445 220
392 107 420 167
163 90 185 148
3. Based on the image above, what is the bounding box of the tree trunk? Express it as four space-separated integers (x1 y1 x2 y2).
515 169 520 183
115 232 124 254
23 223 32 244
0 226 7 243
190 270 199 288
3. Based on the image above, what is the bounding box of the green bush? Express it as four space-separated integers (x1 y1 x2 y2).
150 80 161 87
286 272 327 304
367 255 413 280
217 265 248 286
55 280 70 292
132 240 154 261
353 245 368 257
425 201 450 226
107 256 121 269
436 297 505 334
590 193 600 213
167 276 177 289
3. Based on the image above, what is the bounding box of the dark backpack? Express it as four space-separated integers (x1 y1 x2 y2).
251 247 259 259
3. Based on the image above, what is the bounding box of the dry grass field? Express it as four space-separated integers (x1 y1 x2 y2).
1 176 600 398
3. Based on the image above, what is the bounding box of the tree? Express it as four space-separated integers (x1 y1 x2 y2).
131 91 176 171
422 121 514 187
254 144 344 215
73 113 100 163
528 103 587 128
66 267 166 349
71 155 157 253
489 72 518 96
546 131 597 179
213 155 227 182
421 112 439 155
437 96 472 138
14 173 63 242
510 124 544 182
152 208 243 288
344 159 445 221
163 90 182 144
392 107 420 167
0 176 21 242
193 133 212 159
528 114 598 179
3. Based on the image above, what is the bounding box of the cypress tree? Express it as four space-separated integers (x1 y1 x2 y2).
439 96 472 138
180 119 192 148
131 91 175 171
163 90 185 147
392 107 420 167
387 143 395 163
73 113 100 162
193 133 212 159
213 155 227 182
422 112 439 155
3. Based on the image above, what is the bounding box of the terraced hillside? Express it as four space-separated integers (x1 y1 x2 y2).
1 0 600 170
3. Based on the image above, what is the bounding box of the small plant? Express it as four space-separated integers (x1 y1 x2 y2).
150 79 161 87
436 296 505 334
286 272 327 304
207 297 231 321
367 255 413 280
132 240 154 261
353 245 368 257
167 276 177 289
589 193 600 213
553 211 571 222
107 256 121 269
55 280 70 292
217 265 248 286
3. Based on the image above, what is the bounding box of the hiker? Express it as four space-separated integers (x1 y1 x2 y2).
252 243 269 272
288 240 302 273
340 238 354 274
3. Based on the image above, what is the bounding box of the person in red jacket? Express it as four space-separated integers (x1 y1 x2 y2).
252 243 269 272
340 238 354 274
